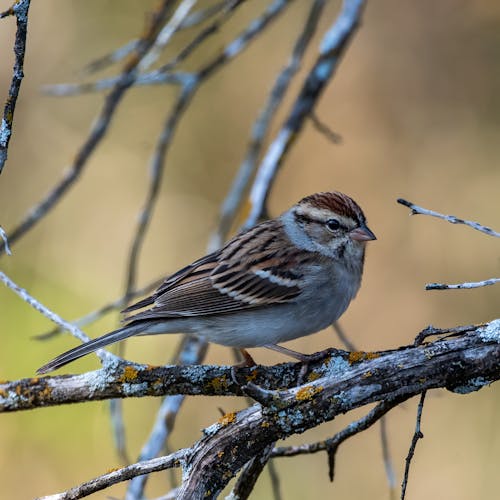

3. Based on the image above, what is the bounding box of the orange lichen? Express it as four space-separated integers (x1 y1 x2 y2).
119 366 139 383
40 384 52 399
106 467 121 473
362 371 373 378
295 385 323 401
218 412 236 426
217 451 224 458
348 351 381 364
261 421 270 428
245 370 258 382
307 372 320 382
209 375 229 392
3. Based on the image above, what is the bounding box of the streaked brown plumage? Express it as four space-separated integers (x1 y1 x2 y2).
37 191 375 374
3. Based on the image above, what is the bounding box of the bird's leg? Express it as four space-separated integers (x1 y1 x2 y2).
264 344 332 384
230 348 256 387
234 348 257 367
263 343 311 361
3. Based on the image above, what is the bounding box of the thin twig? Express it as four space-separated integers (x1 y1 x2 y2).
0 0 31 174
34 278 161 341
380 412 397 495
42 72 188 97
0 270 90 344
397 198 500 238
126 336 207 499
36 449 187 500
124 81 196 297
0 0 174 256
333 320 396 493
269 397 408 483
120 1 295 492
82 39 139 75
46 1 246 99
245 0 366 228
0 226 11 255
413 324 478 346
138 0 197 71
310 111 342 144
401 391 427 500
332 320 356 351
267 459 283 500
210 0 325 248
426 278 500 290
82 2 227 75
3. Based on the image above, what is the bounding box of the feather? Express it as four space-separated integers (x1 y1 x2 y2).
123 220 306 322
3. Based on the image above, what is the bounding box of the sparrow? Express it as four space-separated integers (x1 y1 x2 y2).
37 191 375 374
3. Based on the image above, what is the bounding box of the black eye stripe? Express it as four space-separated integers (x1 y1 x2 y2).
294 213 350 231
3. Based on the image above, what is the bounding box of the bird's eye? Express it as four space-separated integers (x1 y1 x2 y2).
326 218 340 232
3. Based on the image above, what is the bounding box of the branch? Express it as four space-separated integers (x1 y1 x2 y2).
210 0 326 249
1 321 498 411
12 320 498 498
400 391 426 500
0 0 31 174
397 198 500 238
245 0 366 228
37 449 187 500
426 278 500 290
0 0 174 255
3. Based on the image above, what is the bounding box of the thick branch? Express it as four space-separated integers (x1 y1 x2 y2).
34 321 500 499
2 321 499 413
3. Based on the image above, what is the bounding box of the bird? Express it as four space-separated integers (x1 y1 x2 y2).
37 191 376 374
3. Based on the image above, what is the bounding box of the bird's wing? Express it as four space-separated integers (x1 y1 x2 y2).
123 221 309 320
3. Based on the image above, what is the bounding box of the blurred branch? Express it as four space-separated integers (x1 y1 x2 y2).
210 0 326 249
397 198 500 238
81 1 228 75
119 0 296 493
0 226 11 255
0 270 90 345
34 278 161 341
138 0 198 71
332 320 395 491
380 409 397 495
426 278 500 290
44 1 247 98
0 0 31 174
245 0 366 228
0 269 122 367
37 449 187 500
0 0 174 256
125 336 207 499
20 322 500 498
310 111 342 144
400 391 426 500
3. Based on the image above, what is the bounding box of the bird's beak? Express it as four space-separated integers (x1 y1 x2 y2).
349 225 377 242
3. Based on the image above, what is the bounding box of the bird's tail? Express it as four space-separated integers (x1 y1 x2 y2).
36 322 150 374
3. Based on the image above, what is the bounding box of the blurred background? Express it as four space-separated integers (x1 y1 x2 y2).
1 0 499 498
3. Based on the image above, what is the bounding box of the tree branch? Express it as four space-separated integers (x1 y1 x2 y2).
397 198 500 238
1 321 498 412
0 0 31 174
27 320 500 498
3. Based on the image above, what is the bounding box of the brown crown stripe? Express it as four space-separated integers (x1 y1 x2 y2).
299 191 365 223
